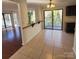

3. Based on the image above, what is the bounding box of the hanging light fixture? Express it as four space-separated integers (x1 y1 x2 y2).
46 0 55 8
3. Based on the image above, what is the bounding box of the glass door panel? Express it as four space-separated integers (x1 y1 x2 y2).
2 15 5 29
4 14 12 28
44 9 63 30
45 11 52 29
53 10 63 30
13 13 19 27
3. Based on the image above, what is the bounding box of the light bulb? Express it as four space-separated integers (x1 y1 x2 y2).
47 4 50 8
51 4 55 8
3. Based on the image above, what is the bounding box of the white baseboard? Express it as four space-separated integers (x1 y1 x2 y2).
22 30 41 46
22 42 24 46
73 48 76 55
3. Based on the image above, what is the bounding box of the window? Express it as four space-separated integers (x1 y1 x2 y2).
2 13 19 29
2 15 5 28
13 13 19 27
4 14 12 28
28 10 36 24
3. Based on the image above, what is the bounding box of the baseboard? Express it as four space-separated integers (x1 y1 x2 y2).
22 42 24 46
22 30 41 46
73 48 76 55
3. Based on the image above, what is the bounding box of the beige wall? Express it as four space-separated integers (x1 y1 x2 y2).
63 7 76 31
2 1 18 13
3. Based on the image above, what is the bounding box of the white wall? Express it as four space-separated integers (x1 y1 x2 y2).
23 23 42 44
21 4 43 45
27 4 43 21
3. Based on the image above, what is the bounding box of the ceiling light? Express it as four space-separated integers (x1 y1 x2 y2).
51 4 55 8
47 4 50 8
46 0 55 8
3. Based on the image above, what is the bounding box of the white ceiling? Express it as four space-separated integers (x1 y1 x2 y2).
27 0 76 3
27 0 76 6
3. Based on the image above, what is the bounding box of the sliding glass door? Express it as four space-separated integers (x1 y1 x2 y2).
44 9 63 30
53 10 63 29
45 11 52 29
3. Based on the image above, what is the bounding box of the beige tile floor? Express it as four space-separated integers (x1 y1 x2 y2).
10 30 75 59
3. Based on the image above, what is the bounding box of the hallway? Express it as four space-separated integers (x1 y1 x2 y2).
10 30 75 59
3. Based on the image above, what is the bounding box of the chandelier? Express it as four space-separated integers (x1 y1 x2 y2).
46 0 55 8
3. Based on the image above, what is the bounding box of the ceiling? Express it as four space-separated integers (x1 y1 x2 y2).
27 0 76 6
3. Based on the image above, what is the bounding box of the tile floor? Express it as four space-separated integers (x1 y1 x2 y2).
10 30 75 59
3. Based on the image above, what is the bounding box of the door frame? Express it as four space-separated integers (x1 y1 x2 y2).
2 13 7 28
43 9 63 30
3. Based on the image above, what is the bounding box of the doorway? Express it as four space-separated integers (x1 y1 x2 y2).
2 13 13 29
2 13 22 59
44 9 63 30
